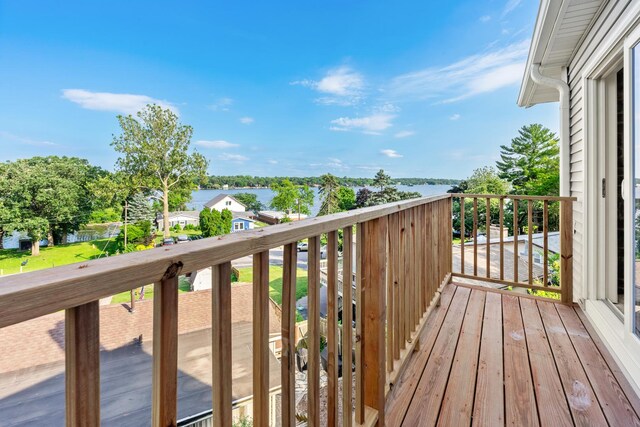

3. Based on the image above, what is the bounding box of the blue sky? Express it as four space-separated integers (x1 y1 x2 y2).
0 0 556 179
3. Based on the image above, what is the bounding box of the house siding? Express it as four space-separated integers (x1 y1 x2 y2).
566 0 633 302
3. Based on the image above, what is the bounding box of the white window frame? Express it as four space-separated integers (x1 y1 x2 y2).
234 222 244 231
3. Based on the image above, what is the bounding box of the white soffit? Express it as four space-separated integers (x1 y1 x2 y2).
518 0 605 107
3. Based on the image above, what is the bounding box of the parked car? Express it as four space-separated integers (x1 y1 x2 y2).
162 237 176 246
176 234 189 243
297 241 308 252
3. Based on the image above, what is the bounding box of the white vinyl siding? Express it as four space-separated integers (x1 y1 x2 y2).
566 0 633 302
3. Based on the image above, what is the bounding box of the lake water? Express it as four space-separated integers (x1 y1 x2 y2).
188 184 453 216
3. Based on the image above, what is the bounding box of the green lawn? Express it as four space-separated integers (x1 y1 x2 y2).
110 276 192 304
0 238 118 275
236 265 308 305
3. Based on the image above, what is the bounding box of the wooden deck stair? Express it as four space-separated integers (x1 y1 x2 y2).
385 282 640 427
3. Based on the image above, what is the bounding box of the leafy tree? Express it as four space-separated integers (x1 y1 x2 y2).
199 208 214 237
2 157 98 255
337 187 356 211
465 167 510 194
111 104 209 237
318 173 341 216
221 208 233 234
210 209 223 235
270 179 314 216
116 220 154 252
232 192 264 213
127 193 153 224
373 169 392 191
496 124 559 195
355 188 372 208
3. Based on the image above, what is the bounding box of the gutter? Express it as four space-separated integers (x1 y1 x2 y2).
530 63 571 197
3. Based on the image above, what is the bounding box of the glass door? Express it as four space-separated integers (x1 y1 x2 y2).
630 41 640 337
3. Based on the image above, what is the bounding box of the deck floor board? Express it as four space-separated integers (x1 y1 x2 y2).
385 283 640 426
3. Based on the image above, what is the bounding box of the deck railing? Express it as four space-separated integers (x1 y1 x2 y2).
0 194 453 427
449 194 576 303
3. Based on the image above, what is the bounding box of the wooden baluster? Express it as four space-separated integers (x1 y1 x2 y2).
253 251 270 426
513 199 519 283
342 227 354 427
447 197 453 276
388 215 400 364
66 301 100 427
281 245 297 427
561 200 574 303
152 269 180 427
386 216 394 374
543 201 549 287
360 217 388 426
499 197 504 281
460 197 465 275
528 200 534 285
308 236 321 426
486 197 491 278
404 210 412 339
412 207 419 328
212 262 232 427
354 226 364 424
473 198 478 276
327 231 339 426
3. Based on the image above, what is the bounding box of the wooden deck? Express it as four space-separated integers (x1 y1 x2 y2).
385 282 640 426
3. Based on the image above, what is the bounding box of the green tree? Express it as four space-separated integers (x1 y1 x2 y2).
373 169 392 191
318 173 341 216
232 192 264 213
221 208 233 234
210 209 223 235
337 187 356 211
111 104 209 238
496 124 559 195
199 208 214 237
465 166 510 194
270 179 314 217
355 188 372 208
127 193 153 224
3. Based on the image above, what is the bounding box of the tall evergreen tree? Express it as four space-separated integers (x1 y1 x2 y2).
318 173 341 216
221 208 232 234
496 124 559 195
127 193 153 224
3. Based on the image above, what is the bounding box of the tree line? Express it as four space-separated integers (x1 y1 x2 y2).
203 175 459 189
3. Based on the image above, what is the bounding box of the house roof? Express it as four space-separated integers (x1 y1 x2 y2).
158 210 200 220
0 286 281 424
231 211 255 222
518 0 605 107
203 193 245 209
258 210 308 220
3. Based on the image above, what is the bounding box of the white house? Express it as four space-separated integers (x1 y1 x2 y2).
204 194 246 213
519 0 640 392
156 211 200 231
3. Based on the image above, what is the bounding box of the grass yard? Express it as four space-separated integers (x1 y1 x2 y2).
0 238 118 275
235 265 308 305
110 276 192 304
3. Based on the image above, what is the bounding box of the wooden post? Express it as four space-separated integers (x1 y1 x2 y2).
281 244 297 427
66 301 100 427
354 226 364 424
360 217 388 426
499 197 504 281
513 199 519 283
460 197 465 275
473 198 478 276
152 262 181 427
342 227 354 427
253 251 270 426
528 200 534 285
327 231 339 426
308 236 321 426
543 201 549 287
486 197 491 278
212 262 232 427
560 200 573 304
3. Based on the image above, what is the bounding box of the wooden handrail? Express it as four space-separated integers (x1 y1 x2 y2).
449 193 577 202
0 194 450 329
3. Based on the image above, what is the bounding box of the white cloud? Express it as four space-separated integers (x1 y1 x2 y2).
394 130 415 138
267 159 278 164
381 149 403 158
389 40 529 103
502 0 522 17
219 153 248 162
0 131 57 147
239 116 254 124
449 114 461 121
480 15 491 22
330 113 394 134
195 140 239 149
292 66 364 106
62 89 178 115
208 97 234 112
